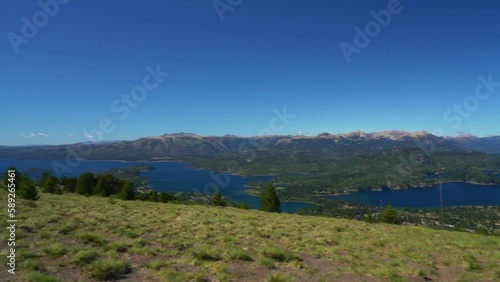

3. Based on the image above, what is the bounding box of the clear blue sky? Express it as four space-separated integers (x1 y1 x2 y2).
1 0 499 145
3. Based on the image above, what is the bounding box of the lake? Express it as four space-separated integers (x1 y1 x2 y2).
0 159 311 213
2 159 499 210
329 182 500 208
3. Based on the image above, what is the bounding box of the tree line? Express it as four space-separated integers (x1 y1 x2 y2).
2 168 282 213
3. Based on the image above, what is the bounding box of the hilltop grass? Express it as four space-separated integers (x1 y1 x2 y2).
0 192 499 281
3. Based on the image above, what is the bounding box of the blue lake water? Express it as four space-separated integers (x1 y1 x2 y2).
2 159 498 210
329 182 500 208
0 159 310 213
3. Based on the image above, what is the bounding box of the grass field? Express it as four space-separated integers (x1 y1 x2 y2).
1 192 499 281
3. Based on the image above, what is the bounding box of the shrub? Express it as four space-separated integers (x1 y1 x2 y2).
257 257 276 269
78 232 107 246
261 247 299 262
144 259 167 270
58 224 77 235
268 272 294 282
21 259 43 271
191 246 222 261
225 248 252 261
44 243 68 258
237 201 249 210
74 250 99 266
89 259 132 280
365 212 376 223
27 271 62 282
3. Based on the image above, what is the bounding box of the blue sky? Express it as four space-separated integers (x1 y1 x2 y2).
1 0 500 145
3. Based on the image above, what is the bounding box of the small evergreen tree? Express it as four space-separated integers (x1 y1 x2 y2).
365 212 375 223
211 187 225 206
148 191 159 202
120 181 135 200
63 177 78 193
158 191 174 203
40 173 60 194
260 182 281 213
238 201 249 210
39 172 51 188
19 175 39 200
380 204 398 224
94 177 107 196
4 168 39 200
93 174 119 196
76 172 95 196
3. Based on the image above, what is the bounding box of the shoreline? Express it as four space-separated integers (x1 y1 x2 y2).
241 180 500 200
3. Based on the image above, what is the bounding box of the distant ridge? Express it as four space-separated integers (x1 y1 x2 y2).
0 130 499 160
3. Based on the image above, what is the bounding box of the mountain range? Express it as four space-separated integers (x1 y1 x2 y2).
3 130 500 194
1 130 499 161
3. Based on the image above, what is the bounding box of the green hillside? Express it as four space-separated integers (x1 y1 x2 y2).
1 192 498 281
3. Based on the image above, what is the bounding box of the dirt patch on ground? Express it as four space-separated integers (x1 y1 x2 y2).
300 253 345 273
431 254 467 282
226 262 272 282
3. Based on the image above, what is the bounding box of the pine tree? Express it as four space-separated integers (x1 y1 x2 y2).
63 177 78 193
76 172 95 196
159 191 174 203
211 187 225 206
19 173 39 200
94 178 106 196
40 172 60 194
380 204 398 224
4 168 39 200
260 182 281 213
93 174 118 196
148 191 159 202
119 181 135 200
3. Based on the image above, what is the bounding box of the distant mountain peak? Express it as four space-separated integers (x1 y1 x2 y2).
343 130 367 138
454 134 477 139
370 130 431 140
162 132 199 137
318 132 331 137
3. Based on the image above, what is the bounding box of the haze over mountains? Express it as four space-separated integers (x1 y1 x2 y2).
1 130 499 161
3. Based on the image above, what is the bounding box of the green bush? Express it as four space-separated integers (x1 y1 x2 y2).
89 259 131 280
268 272 294 282
21 259 43 272
191 246 222 261
78 232 107 246
44 243 68 258
74 250 99 266
27 271 62 282
144 259 167 270
225 248 252 261
261 247 299 262
58 224 77 235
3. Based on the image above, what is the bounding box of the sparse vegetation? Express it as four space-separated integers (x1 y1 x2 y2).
0 191 498 281
88 259 132 280
74 250 100 266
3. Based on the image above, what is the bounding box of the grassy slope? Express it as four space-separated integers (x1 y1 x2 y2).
1 193 499 282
